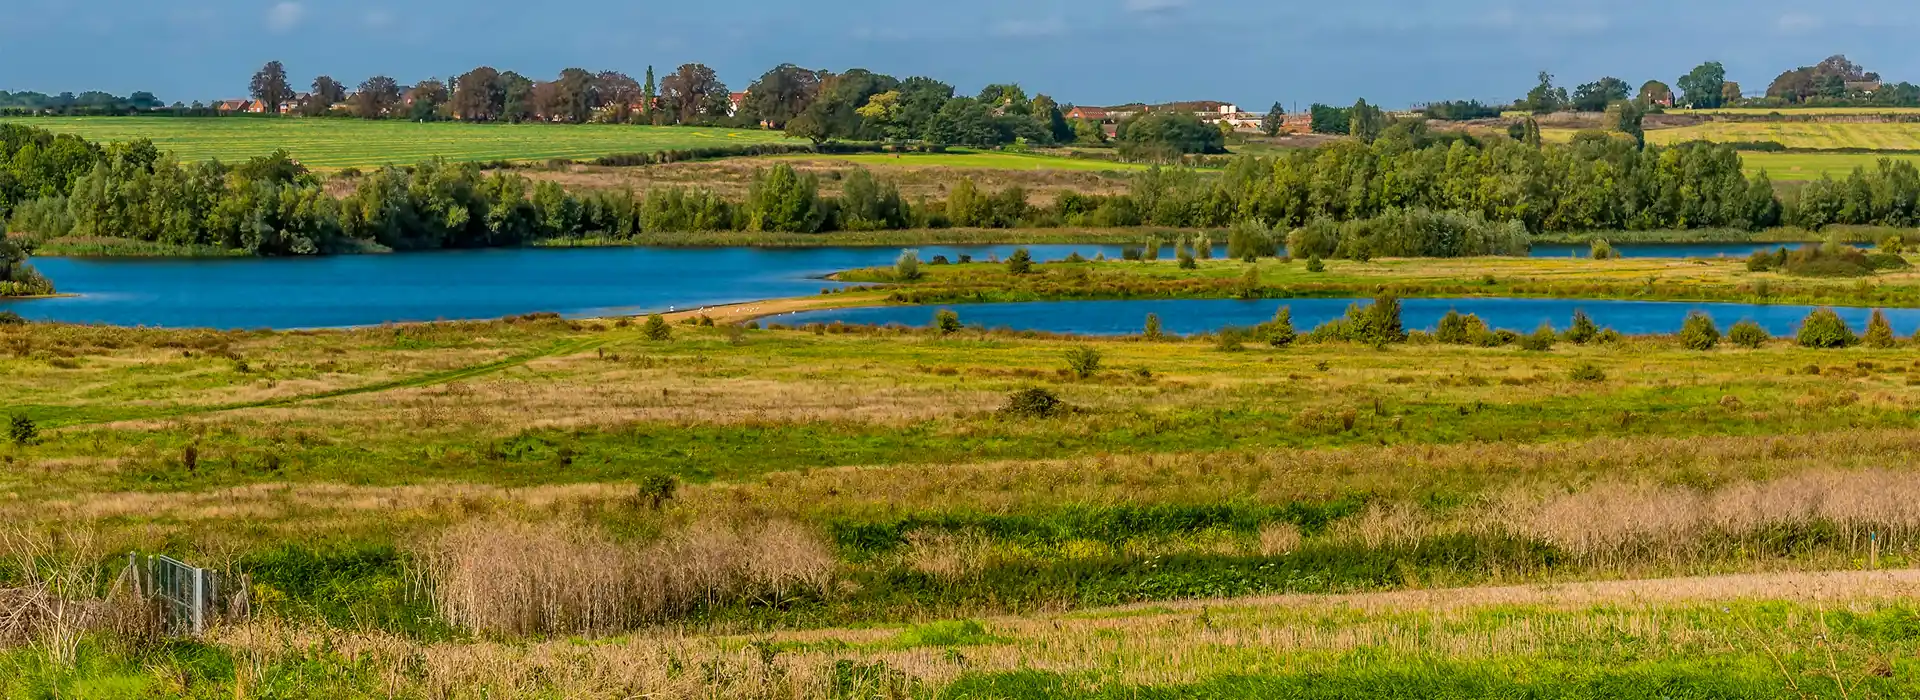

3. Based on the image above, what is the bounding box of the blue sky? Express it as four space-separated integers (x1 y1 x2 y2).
6 0 1918 108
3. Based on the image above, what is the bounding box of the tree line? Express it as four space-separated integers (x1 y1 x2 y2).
12 122 1920 259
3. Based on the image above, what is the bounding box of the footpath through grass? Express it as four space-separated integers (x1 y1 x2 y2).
0 116 802 170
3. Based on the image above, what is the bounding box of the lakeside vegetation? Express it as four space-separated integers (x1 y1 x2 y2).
5 305 1920 695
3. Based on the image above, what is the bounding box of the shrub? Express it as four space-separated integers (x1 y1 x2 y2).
1227 220 1279 260
1569 363 1607 382
1565 310 1599 344
1519 322 1556 351
1881 236 1907 255
934 309 962 334
894 249 921 281
1305 255 1325 273
1312 295 1404 347
1864 309 1898 348
1007 248 1033 274
643 314 671 341
1194 234 1213 260
1176 242 1197 270
1746 247 1787 272
1121 247 1143 261
1728 320 1770 348
1783 244 1875 277
1589 239 1618 260
7 415 35 445
1866 253 1913 271
1797 308 1858 348
1214 327 1249 352
1679 312 1721 350
1143 313 1163 340
1001 388 1064 418
0 311 24 326
1236 266 1261 298
1265 307 1295 347
929 255 949 265
1435 311 1489 345
1064 346 1102 378
1596 329 1624 344
636 474 679 510
1141 237 1161 261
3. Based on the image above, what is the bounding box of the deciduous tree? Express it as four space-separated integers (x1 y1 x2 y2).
249 61 295 114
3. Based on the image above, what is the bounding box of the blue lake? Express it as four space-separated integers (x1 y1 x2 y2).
0 242 1867 329
777 298 1920 338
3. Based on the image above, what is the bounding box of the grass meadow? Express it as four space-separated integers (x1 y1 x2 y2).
0 116 802 170
8 250 1920 694
766 149 1152 172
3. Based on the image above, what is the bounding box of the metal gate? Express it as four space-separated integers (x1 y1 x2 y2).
129 553 228 636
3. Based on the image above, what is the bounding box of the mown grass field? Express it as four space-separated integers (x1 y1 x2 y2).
1643 121 1920 150
1672 106 1920 116
0 116 802 170
1742 151 1920 181
7 254 1920 696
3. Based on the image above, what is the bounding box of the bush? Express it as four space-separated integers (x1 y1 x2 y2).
7 415 34 446
1595 329 1623 344
1568 363 1607 382
1435 311 1489 345
1227 220 1279 260
1679 312 1721 350
643 314 672 341
1120 247 1143 261
1881 236 1907 255
1305 255 1325 273
1865 253 1913 271
0 311 24 325
934 309 962 334
1746 247 1787 272
1143 313 1163 340
1519 322 1556 351
1783 244 1875 277
1565 310 1599 344
1064 346 1102 378
1264 307 1296 347
1797 308 1858 348
1311 295 1403 347
1001 388 1064 418
1728 320 1770 348
1864 309 1897 348
636 474 679 510
894 249 921 281
1007 248 1033 274
1176 242 1197 270
1589 239 1618 260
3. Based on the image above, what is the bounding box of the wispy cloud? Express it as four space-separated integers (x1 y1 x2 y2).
1124 0 1188 14
1775 13 1822 34
993 17 1066 38
265 1 305 33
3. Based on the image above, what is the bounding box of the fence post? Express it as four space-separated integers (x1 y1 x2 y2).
192 566 206 636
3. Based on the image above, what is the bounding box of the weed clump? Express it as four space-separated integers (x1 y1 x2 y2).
1679 312 1721 350
1797 308 1858 348
7 415 35 446
1589 239 1618 260
1728 320 1770 348
1305 255 1325 273
1001 388 1065 418
1568 362 1607 382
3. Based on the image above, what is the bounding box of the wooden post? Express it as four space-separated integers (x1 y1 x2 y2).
1871 532 1880 570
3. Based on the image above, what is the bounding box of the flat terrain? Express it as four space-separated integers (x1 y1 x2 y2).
1671 106 1920 115
768 149 1151 171
0 116 802 170
1743 151 1920 181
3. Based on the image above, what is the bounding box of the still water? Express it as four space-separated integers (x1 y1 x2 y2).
0 242 1862 329
777 298 1919 338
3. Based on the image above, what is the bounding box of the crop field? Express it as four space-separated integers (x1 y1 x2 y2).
1671 106 1920 116
1642 120 1920 150
1741 151 1920 181
0 116 802 170
766 149 1151 172
7 253 1920 697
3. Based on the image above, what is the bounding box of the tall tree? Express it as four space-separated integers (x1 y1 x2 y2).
1348 99 1386 143
452 67 503 122
1637 80 1673 106
1261 102 1286 136
304 76 345 116
1524 71 1568 113
1031 94 1073 144
1606 100 1645 146
352 76 402 119
499 71 535 122
406 79 450 121
660 63 726 124
1571 77 1631 112
550 68 597 123
1677 62 1728 109
249 61 295 114
642 66 657 124
596 71 642 122
743 64 823 128
1720 81 1743 105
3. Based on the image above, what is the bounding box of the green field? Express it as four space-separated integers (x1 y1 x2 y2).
0 116 802 170
1742 151 1920 181
1645 120 1920 150
770 149 1150 171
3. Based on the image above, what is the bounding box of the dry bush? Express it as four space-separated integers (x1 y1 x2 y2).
418 517 835 636
0 526 159 665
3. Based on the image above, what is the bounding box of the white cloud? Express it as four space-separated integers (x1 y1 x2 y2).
993 17 1066 38
1124 0 1188 14
1775 13 1822 34
265 1 304 33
